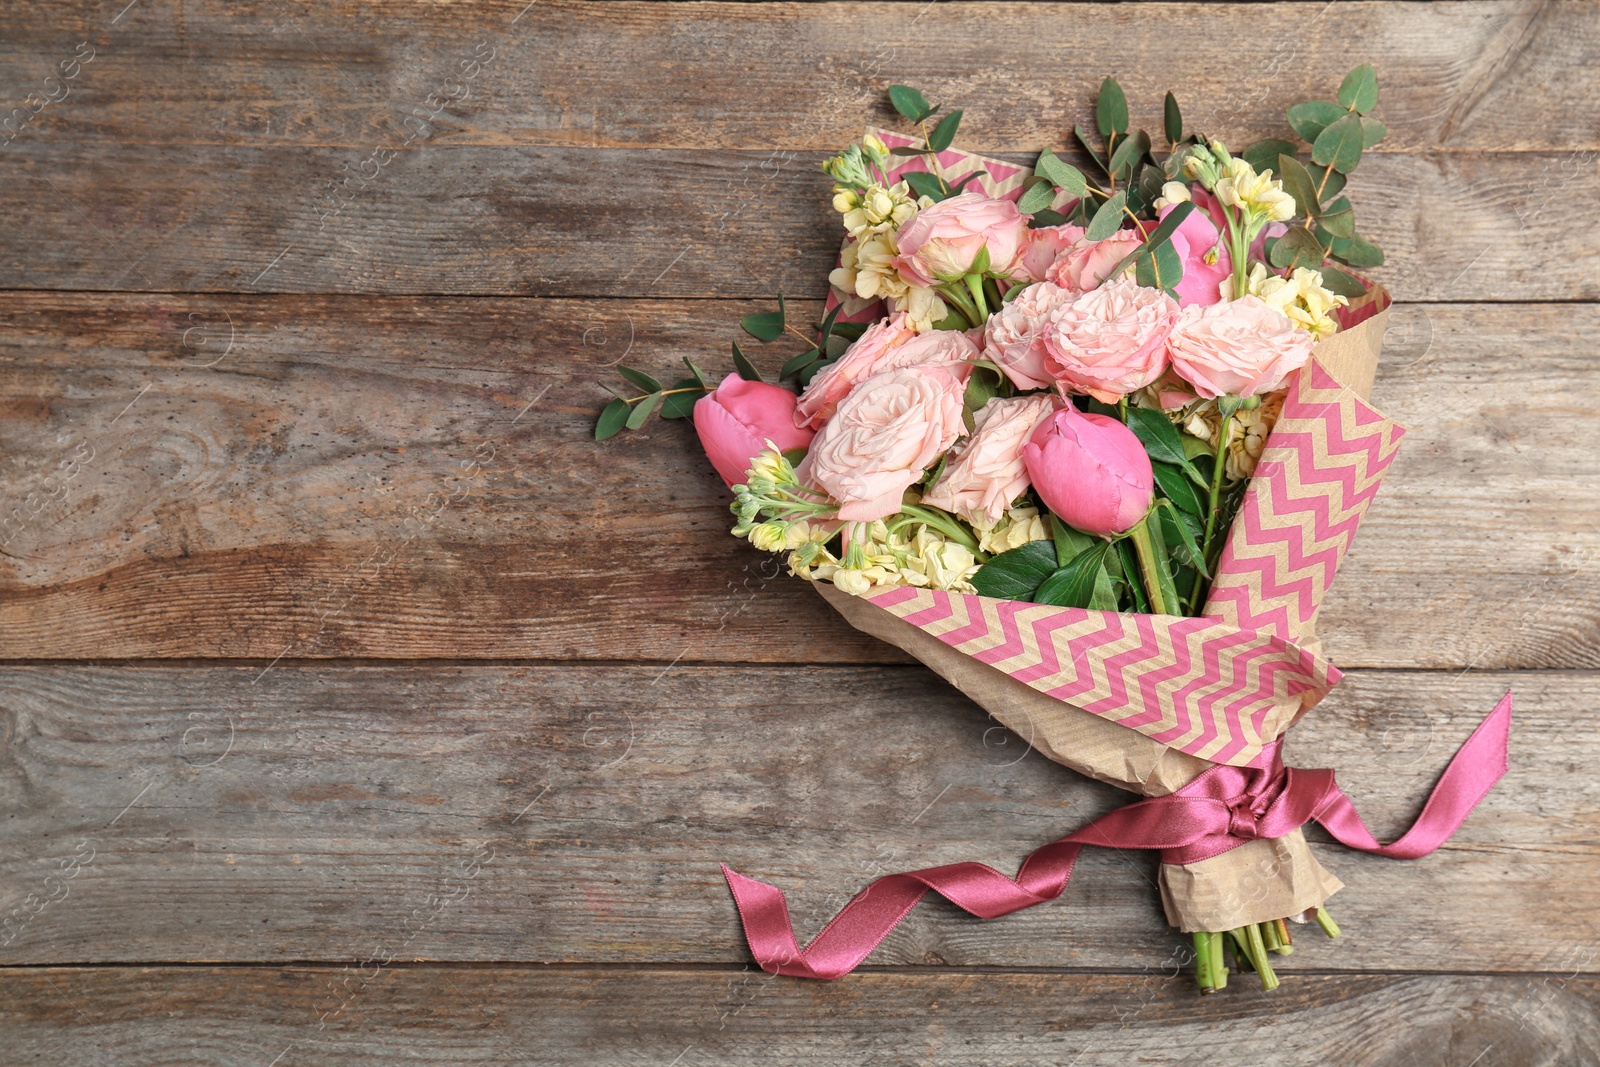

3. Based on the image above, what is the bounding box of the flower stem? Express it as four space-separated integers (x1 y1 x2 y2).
1245 923 1279 991
1184 408 1236 613
1127 516 1175 616
1314 906 1342 939
897 504 981 555
1193 932 1214 993
964 273 990 323
937 282 981 328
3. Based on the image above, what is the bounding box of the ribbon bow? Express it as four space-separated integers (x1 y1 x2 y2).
722 692 1512 980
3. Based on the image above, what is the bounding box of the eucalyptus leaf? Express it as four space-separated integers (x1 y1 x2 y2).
740 302 786 342
595 398 630 441
1285 100 1344 144
1017 177 1057 215
1134 238 1183 293
1329 231 1384 268
682 358 710 388
1360 116 1388 148
1028 208 1068 229
626 391 663 430
902 170 947 201
780 348 822 379
928 110 962 152
660 379 706 419
970 539 1059 600
1337 64 1379 114
889 84 933 123
1036 150 1090 198
1309 163 1347 202
1108 128 1151 178
730 341 762 382
1276 154 1321 219
1243 138 1298 176
1269 224 1325 270
948 169 987 194
1073 124 1107 171
1164 91 1183 145
1317 263 1370 298
616 365 662 393
1311 112 1364 174
1084 190 1128 241
1318 196 1356 238
1097 77 1129 137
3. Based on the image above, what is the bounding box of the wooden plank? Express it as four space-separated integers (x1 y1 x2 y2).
0 2 1595 153
0 295 1595 668
1 146 1596 300
4 967 1600 1065
0 664 1592 970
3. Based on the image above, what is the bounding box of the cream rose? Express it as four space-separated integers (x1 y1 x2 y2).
1166 295 1315 399
922 393 1060 526
796 366 967 522
1043 278 1179 403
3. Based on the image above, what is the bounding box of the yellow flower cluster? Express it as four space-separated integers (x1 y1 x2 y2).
1222 262 1348 339
1214 158 1296 223
829 233 947 330
789 521 980 596
974 506 1050 555
1181 392 1287 481
832 180 926 239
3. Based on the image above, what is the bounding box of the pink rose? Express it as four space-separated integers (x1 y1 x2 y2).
1023 402 1154 538
1043 278 1179 403
795 314 978 428
1166 295 1315 399
693 375 817 487
922 393 1060 526
981 281 1076 390
796 365 967 522
1012 223 1086 284
1046 230 1143 292
895 192 1029 286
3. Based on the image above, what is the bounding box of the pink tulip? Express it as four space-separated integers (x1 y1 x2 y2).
1022 403 1153 537
693 375 816 486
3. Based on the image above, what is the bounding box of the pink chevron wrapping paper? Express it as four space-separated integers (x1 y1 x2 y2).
859 355 1404 768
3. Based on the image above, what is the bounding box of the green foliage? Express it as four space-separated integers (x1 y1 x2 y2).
889 85 937 124
927 110 962 152
1084 190 1127 241
730 341 762 382
740 294 787 342
1337 64 1379 114
1163 92 1183 146
970 540 1059 600
1096 76 1129 137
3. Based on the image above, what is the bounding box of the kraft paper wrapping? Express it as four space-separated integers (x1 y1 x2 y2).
813 302 1395 932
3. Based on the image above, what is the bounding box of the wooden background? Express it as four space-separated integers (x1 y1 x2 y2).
1 1 1597 1062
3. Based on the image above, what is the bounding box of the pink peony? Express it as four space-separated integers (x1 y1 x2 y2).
1043 278 1179 403
1023 402 1154 538
922 393 1060 526
796 365 967 522
1166 295 1315 399
693 375 817 487
1012 222 1086 284
895 192 1030 286
794 315 978 428
982 281 1077 390
1046 230 1143 292
1162 197 1232 308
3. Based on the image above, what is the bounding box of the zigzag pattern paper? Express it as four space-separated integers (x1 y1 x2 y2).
1202 361 1406 640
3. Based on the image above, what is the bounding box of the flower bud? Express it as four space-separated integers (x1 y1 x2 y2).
748 522 788 552
1022 403 1154 537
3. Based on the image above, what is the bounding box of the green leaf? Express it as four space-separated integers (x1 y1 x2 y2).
1317 196 1356 239
1152 460 1203 518
1051 514 1097 568
888 145 926 157
1036 150 1089 198
902 170 947 201
660 379 706 419
1125 406 1192 469
927 110 962 152
970 539 1059 600
962 366 1002 429
1163 91 1183 146
1317 263 1369 298
1311 112 1364 174
1309 163 1347 202
1157 500 1209 579
1087 564 1120 611
1108 128 1150 179
1073 125 1107 171
595 398 630 441
1034 541 1111 608
1285 100 1344 144
1028 208 1068 229
947 168 986 194
1243 138 1298 176
626 391 663 430
682 358 710 388
1096 77 1129 137
1117 539 1151 613
1268 224 1325 270
1017 177 1056 215
1134 238 1183 293
1328 231 1384 268
780 348 823 379
1276 154 1320 219
741 297 786 342
616 365 662 393
730 340 762 382
1084 190 1127 241
889 85 934 123
1360 116 1388 148
1337 64 1379 114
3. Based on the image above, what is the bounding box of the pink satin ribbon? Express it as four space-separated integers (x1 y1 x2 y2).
722 692 1512 980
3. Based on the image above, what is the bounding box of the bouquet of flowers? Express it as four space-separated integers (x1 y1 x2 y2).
596 69 1511 993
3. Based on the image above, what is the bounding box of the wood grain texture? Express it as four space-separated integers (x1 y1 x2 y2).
2 146 1596 299
0 1 1595 153
0 665 1591 969
3 966 1598 1066
1 296 1594 668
